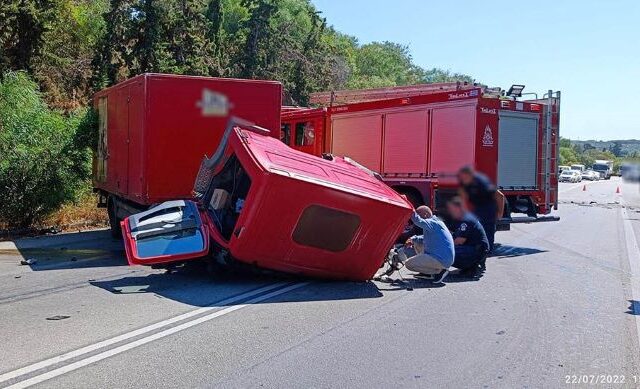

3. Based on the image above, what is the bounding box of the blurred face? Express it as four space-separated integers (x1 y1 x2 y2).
446 202 464 220
416 206 432 219
458 171 473 186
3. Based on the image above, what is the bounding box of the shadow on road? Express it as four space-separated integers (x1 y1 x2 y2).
90 268 386 307
4 229 127 271
490 244 547 259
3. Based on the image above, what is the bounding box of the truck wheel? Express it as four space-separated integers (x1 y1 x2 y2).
107 198 122 239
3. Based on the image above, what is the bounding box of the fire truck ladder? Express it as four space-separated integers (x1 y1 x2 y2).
544 90 561 212
310 81 485 106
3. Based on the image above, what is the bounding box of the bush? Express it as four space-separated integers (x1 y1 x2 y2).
0 71 95 228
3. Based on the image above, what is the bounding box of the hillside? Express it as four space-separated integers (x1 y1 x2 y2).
570 139 640 157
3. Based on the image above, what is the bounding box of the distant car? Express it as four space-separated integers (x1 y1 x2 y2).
560 170 581 183
582 170 600 181
622 163 640 182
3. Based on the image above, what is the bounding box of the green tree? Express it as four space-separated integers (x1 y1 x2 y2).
0 0 57 74
559 137 572 148
0 72 93 227
92 0 134 89
559 146 578 166
240 0 277 79
34 0 108 108
205 0 224 75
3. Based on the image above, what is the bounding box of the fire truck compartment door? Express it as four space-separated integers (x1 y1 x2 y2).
122 200 209 265
497 111 539 189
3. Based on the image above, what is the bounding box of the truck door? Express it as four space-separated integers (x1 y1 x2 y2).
110 87 130 195
127 82 144 200
497 111 539 189
95 96 108 183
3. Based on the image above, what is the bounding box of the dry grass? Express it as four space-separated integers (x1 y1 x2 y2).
42 193 109 231
0 193 109 238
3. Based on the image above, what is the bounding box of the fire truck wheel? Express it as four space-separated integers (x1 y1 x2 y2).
107 198 122 239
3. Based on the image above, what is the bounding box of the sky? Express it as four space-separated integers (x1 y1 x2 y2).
311 0 639 140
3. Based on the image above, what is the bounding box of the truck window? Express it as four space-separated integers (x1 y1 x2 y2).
293 205 360 252
281 123 291 145
295 121 315 146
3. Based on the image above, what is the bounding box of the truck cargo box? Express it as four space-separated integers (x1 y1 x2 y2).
93 74 282 207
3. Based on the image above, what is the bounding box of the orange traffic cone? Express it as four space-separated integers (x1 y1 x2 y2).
583 184 586 191
616 186 621 194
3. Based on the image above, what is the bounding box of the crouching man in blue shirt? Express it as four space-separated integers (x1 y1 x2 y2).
396 205 455 283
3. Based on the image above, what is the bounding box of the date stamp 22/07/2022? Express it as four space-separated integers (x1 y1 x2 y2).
565 375 638 385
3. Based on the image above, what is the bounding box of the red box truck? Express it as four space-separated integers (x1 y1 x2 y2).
281 84 561 227
93 74 282 236
121 119 413 281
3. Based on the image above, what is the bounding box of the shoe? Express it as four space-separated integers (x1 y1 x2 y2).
460 264 482 278
390 253 403 270
432 269 449 284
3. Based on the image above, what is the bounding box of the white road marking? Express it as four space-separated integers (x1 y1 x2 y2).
620 199 640 353
0 282 307 387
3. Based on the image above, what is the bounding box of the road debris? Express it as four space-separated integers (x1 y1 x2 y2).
46 315 70 321
20 258 37 265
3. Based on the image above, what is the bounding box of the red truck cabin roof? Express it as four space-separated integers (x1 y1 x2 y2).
223 127 413 280
93 73 282 205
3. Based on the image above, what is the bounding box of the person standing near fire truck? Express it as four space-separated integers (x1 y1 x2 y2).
457 166 505 252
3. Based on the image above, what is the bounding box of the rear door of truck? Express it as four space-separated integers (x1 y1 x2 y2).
496 111 539 190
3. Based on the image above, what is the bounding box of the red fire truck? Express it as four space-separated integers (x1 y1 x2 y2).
280 83 561 228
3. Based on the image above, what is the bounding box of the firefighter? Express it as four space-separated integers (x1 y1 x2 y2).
446 197 490 276
392 205 454 283
456 166 505 252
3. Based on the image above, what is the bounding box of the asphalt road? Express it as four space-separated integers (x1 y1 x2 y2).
1 177 639 388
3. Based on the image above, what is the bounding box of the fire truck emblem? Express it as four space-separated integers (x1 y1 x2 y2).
197 89 230 117
482 125 494 146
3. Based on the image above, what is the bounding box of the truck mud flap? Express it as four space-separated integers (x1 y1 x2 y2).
497 215 560 231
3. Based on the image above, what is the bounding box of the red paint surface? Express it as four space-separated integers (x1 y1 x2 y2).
93 74 282 205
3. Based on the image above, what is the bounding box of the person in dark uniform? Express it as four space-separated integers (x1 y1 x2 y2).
446 197 490 275
457 166 505 251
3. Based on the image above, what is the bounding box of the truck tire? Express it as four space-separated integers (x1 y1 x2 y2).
107 198 122 239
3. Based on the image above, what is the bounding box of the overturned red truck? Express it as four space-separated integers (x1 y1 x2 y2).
281 83 561 228
121 119 412 281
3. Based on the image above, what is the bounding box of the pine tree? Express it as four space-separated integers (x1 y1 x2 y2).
169 0 210 76
205 0 223 76
92 0 133 88
240 0 277 79
0 0 56 74
133 0 162 73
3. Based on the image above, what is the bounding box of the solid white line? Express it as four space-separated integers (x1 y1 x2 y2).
5 282 308 389
0 282 295 385
620 200 640 355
